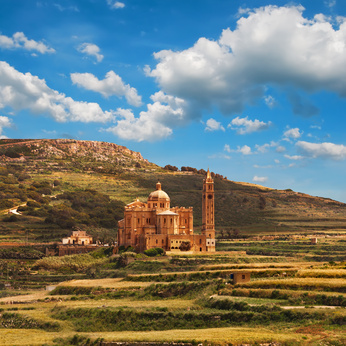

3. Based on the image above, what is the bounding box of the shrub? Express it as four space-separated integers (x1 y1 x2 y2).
0 199 14 209
144 248 159 257
27 200 41 208
3 214 18 222
154 247 165 255
164 165 178 171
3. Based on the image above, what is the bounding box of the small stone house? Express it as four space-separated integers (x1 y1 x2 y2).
62 230 93 245
231 272 251 284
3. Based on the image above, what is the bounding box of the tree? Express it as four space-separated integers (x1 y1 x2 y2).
179 241 191 251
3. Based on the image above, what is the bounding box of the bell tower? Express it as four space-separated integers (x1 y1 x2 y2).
202 169 215 251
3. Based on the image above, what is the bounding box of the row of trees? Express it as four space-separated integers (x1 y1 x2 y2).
163 165 227 180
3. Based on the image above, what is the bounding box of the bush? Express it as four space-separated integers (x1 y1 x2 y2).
164 165 178 171
0 199 14 209
27 200 41 208
154 247 165 255
144 248 159 257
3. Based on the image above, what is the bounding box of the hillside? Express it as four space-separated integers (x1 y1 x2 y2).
0 138 346 244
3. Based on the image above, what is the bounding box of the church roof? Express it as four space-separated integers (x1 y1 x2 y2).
148 181 170 200
157 210 178 216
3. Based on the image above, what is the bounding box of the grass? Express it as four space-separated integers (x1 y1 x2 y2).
1 233 346 345
57 278 154 288
238 278 346 292
0 326 305 345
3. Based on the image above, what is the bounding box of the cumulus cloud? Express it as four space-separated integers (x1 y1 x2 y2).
255 141 277 153
0 32 55 54
71 71 142 107
296 141 346 160
238 145 252 155
284 154 304 160
324 0 336 8
146 5 346 121
224 144 231 153
264 95 277 108
228 116 272 134
77 43 103 62
284 128 302 139
107 1 125 9
0 61 114 123
276 145 286 153
105 92 187 142
253 176 268 183
0 116 12 138
224 144 252 155
205 118 225 132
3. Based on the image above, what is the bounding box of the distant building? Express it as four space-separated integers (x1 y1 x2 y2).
59 229 96 256
62 230 93 245
117 170 216 253
311 237 318 245
231 272 251 284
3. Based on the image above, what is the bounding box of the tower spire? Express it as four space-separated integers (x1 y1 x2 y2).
202 169 215 251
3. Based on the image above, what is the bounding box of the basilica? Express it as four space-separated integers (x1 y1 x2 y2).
117 170 216 253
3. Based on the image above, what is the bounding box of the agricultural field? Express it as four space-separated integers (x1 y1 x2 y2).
0 239 345 345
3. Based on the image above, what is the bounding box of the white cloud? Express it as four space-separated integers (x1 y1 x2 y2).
274 159 280 164
253 164 272 168
71 71 142 107
284 154 304 160
0 32 55 54
228 116 272 134
310 125 322 130
264 95 277 108
205 118 225 132
324 0 336 8
146 5 346 120
238 145 252 155
223 144 252 155
284 128 302 139
0 61 114 123
105 92 187 142
296 141 346 160
276 145 286 153
77 43 103 62
107 1 125 9
253 176 268 183
53 4 79 12
255 141 277 153
0 116 12 138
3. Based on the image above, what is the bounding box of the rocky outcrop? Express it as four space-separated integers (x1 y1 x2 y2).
0 139 149 164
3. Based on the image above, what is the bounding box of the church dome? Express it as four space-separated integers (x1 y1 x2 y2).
148 182 170 201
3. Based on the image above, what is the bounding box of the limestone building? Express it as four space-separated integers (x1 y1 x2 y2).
117 170 216 252
62 230 93 245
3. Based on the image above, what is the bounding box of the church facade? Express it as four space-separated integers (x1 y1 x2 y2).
117 170 216 253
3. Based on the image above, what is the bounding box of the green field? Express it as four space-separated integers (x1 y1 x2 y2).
0 240 345 345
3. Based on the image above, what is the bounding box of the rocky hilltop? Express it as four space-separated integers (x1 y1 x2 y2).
0 138 148 163
0 139 156 174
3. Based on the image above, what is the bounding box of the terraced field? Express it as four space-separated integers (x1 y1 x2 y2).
0 237 345 345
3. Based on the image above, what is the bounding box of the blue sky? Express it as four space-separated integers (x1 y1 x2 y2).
1 0 346 202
